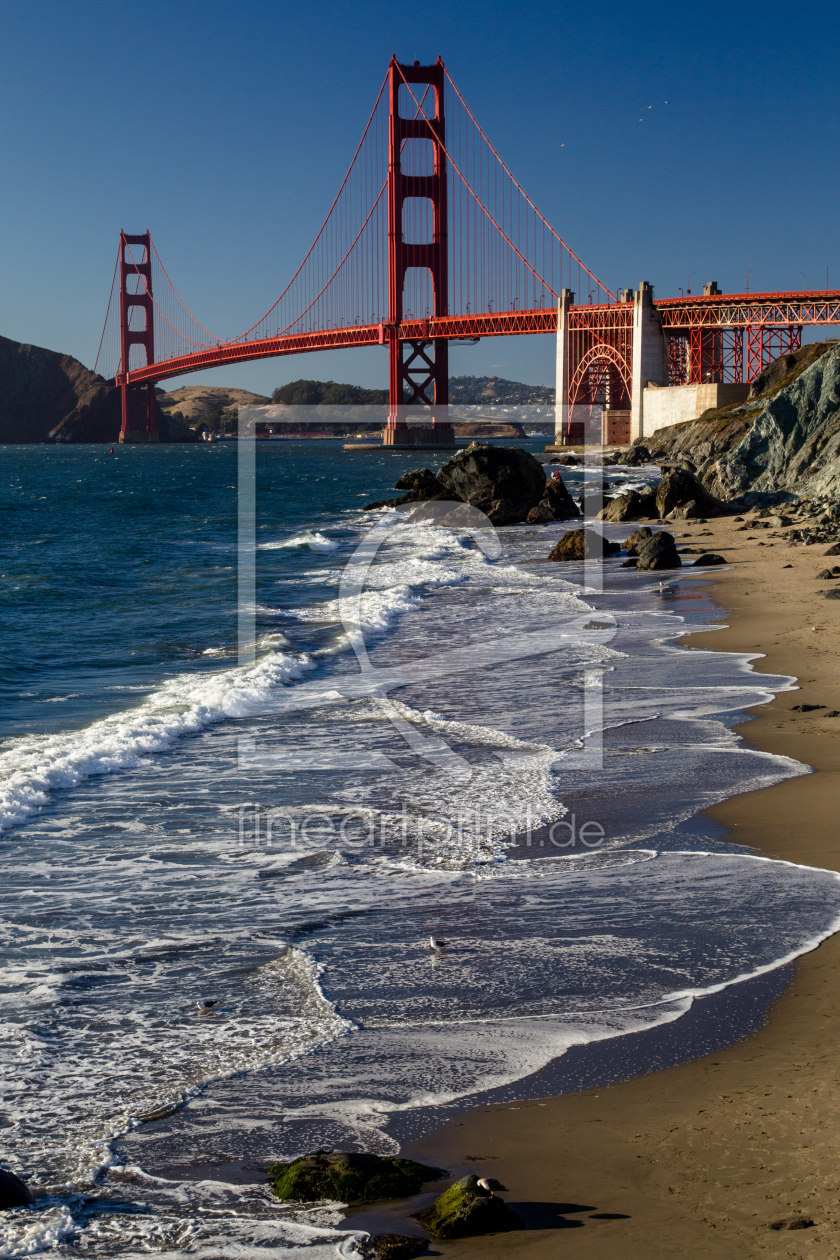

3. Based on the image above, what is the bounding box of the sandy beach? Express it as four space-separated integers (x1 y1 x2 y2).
405 514 840 1258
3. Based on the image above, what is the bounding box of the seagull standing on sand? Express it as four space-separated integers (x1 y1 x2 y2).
477 1177 508 1199
429 936 447 954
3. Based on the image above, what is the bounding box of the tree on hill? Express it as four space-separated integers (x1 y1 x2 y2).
272 379 388 405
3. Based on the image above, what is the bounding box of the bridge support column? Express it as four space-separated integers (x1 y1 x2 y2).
630 281 667 442
384 57 454 448
553 290 574 444
118 231 159 444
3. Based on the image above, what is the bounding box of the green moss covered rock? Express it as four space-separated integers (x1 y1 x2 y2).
356 1234 428 1260
415 1174 523 1240
267 1150 446 1204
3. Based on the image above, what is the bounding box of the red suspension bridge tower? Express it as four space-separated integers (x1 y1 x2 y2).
385 57 453 446
118 232 158 444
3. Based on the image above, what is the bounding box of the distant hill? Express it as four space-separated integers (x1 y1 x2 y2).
157 385 270 431
269 375 553 406
271 379 388 405
449 375 554 405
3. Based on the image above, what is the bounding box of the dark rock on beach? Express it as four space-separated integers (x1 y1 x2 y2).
636 531 681 571
656 470 728 520
598 487 657 522
693 553 727 566
0 1168 35 1209
526 475 580 523
268 1151 445 1204
548 529 621 561
356 1233 428 1259
436 444 545 522
415 1175 523 1241
623 526 654 555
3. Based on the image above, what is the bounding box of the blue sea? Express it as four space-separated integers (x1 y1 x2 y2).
1 440 838 1258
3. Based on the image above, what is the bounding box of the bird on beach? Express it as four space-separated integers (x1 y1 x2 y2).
477 1177 508 1198
429 936 447 954
196 998 218 1011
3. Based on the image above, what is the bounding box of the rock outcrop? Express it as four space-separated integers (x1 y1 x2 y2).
597 487 657 522
623 526 654 554
636 531 681 571
621 445 652 466
356 1234 428 1259
698 344 840 500
393 468 442 493
0 334 121 443
364 467 448 511
526 475 580 523
655 469 728 519
548 529 621 561
641 343 840 502
415 1175 523 1241
0 1168 34 1209
267 1151 445 1204
436 444 546 522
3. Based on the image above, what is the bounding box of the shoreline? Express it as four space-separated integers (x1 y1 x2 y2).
400 515 840 1257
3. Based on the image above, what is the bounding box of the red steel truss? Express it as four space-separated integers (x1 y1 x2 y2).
657 291 840 329
567 303 632 410
121 309 563 387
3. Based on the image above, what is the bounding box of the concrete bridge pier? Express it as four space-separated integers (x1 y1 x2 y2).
553 289 574 444
630 281 668 442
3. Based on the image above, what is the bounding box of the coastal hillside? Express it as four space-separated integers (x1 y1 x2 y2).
157 385 270 431
449 375 554 405
0 334 121 443
645 341 840 498
0 334 196 443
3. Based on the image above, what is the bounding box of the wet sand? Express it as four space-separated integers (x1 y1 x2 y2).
405 515 840 1258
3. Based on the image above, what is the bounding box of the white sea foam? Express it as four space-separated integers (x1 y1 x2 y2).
4 489 836 1260
0 650 313 832
259 532 337 552
0 1205 75 1259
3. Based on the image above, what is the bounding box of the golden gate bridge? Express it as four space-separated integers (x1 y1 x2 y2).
94 56 840 446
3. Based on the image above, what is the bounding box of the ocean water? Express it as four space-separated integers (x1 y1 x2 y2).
1 440 838 1258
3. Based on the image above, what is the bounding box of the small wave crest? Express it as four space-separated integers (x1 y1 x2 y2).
0 650 313 833
259 531 337 552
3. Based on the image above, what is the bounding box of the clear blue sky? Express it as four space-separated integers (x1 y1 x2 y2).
1 0 836 395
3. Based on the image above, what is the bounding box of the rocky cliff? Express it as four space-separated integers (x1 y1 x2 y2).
644 341 840 499
0 334 196 442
